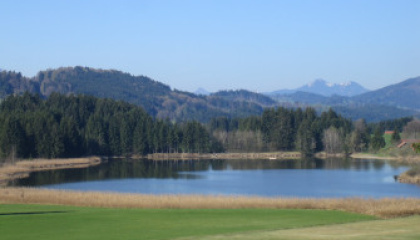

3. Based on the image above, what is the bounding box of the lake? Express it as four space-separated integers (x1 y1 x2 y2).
11 158 420 198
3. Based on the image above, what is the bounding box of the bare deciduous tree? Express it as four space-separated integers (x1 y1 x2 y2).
323 127 343 154
402 119 420 139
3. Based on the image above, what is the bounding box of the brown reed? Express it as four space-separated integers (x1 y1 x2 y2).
0 157 101 186
1 187 419 218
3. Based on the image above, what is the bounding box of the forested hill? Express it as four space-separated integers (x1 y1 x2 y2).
0 93 223 160
211 90 277 106
0 67 276 122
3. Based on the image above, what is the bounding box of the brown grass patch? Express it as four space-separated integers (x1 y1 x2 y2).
399 168 420 184
0 157 102 186
351 153 420 163
1 187 419 218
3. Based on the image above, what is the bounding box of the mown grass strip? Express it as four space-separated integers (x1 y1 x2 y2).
193 215 420 240
0 204 375 240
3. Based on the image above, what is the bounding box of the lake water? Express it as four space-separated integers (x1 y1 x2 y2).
12 158 420 198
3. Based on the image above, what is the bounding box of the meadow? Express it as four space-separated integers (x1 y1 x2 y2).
0 204 376 240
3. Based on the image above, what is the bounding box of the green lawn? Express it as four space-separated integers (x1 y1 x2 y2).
0 204 375 240
195 216 420 240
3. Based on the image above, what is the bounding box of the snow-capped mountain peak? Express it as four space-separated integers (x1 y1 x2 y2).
339 81 352 87
326 82 335 87
297 79 369 97
269 79 369 97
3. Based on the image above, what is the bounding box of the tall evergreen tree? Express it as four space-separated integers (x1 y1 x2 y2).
371 127 386 151
391 127 401 143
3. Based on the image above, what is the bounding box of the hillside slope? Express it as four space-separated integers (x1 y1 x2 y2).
0 67 275 121
353 76 420 110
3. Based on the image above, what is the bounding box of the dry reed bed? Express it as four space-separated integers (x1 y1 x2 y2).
1 187 419 218
399 170 420 184
351 153 420 163
0 157 102 186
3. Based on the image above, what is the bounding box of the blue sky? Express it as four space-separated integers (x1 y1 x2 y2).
1 0 419 92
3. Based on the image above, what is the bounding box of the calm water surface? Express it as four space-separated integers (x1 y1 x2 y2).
12 158 420 198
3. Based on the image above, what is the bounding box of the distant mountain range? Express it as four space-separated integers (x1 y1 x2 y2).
267 79 369 97
0 67 419 122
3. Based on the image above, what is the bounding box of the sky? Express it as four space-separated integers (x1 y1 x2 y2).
1 0 419 93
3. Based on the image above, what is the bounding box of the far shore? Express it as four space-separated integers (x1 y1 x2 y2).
145 152 302 160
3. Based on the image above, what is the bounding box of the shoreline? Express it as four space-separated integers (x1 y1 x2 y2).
0 157 102 187
398 168 420 185
146 152 302 160
350 153 420 184
1 187 420 218
350 153 420 162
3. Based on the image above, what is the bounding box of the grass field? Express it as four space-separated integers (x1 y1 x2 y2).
191 216 420 240
0 204 376 240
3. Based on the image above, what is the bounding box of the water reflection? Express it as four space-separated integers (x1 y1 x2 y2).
14 158 406 187
11 158 420 198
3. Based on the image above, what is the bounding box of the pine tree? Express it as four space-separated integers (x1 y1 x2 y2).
296 119 316 157
391 127 401 143
371 127 386 152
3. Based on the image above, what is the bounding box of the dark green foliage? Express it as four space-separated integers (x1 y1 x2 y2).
413 143 420 153
367 117 413 133
391 127 401 143
295 119 316 157
370 127 386 151
0 93 222 161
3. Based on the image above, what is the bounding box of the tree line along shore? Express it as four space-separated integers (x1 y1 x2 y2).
145 152 301 160
1 93 419 161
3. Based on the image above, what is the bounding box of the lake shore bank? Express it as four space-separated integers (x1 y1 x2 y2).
398 168 420 185
0 157 102 187
350 153 420 162
351 153 420 184
1 187 420 218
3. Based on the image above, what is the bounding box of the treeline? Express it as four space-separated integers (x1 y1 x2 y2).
208 108 414 156
209 108 353 156
1 92 414 161
0 93 223 161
